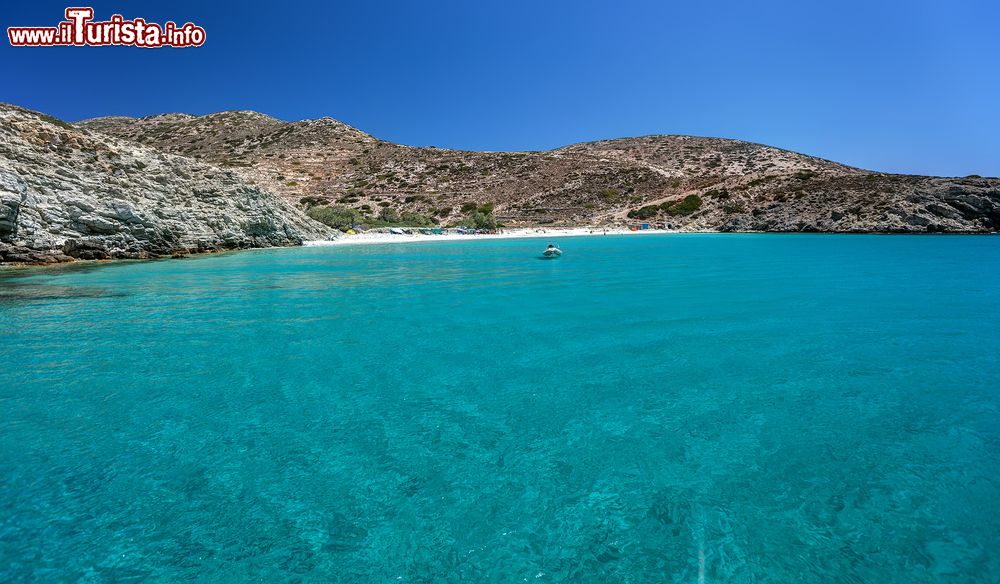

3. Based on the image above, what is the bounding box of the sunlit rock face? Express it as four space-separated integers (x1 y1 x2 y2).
0 104 333 264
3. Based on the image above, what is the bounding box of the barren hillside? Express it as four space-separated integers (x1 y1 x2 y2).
81 111 1000 233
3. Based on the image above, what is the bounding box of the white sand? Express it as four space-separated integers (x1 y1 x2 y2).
304 227 674 247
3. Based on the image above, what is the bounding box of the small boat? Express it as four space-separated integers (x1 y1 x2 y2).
542 245 562 259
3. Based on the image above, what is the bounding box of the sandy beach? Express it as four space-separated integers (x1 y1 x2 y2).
304 227 676 246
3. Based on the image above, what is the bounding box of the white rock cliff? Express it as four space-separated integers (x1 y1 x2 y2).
0 104 333 264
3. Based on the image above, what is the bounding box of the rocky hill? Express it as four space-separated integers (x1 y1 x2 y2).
81 111 1000 233
0 105 332 264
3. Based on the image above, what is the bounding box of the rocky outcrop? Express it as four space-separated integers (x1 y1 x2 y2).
80 111 1000 233
0 104 333 264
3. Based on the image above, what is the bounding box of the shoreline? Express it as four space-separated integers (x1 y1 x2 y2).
4 229 996 269
304 227 1000 247
304 227 676 247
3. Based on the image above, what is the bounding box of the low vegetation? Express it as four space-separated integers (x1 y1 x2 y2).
306 205 364 230
307 204 438 230
661 194 702 216
456 210 497 229
625 194 703 220
447 202 497 229
626 205 659 220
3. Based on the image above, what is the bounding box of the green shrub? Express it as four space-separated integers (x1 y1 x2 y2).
307 205 364 230
471 211 497 229
599 188 620 200
627 205 660 220
299 196 325 208
456 210 497 229
398 212 436 227
378 207 400 223
661 194 702 216
460 202 479 213
361 210 439 228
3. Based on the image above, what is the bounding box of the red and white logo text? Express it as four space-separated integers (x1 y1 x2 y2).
8 8 206 48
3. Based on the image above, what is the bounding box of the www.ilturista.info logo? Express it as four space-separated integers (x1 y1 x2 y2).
8 7 205 48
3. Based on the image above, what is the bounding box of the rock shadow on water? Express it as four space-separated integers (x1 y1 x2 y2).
0 281 127 306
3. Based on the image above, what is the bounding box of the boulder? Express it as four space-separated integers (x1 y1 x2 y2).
76 214 120 234
63 239 111 260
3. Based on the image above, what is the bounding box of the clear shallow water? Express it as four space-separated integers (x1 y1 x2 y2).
2 234 999 582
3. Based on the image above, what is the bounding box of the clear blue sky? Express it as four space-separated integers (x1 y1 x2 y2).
3 0 998 176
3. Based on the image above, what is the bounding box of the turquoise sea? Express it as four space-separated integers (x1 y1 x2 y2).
2 234 999 582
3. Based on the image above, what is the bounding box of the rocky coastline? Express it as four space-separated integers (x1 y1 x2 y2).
0 104 333 265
